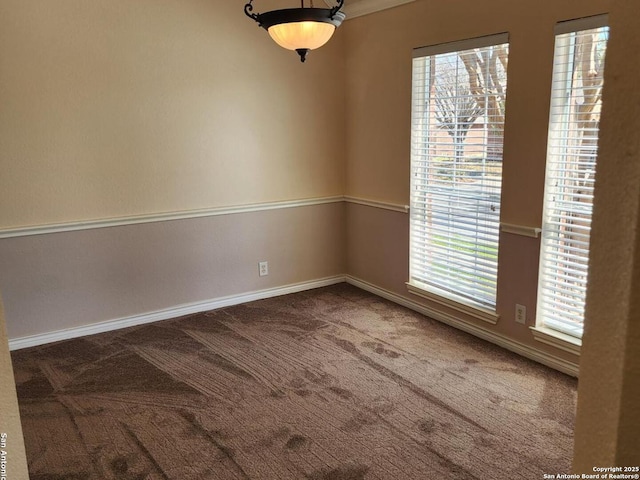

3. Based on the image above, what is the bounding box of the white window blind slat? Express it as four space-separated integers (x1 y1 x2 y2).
410 37 508 311
537 21 609 339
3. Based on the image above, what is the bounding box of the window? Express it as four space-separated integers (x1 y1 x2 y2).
409 34 509 317
537 16 609 339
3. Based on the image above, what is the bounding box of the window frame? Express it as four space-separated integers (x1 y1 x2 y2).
534 15 609 345
408 33 509 323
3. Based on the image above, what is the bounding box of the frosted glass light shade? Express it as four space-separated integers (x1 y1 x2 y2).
267 21 336 51
247 7 345 62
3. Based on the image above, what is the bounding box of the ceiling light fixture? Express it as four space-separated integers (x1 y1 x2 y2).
244 0 346 63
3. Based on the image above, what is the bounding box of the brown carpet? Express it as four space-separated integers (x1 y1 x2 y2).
11 284 577 480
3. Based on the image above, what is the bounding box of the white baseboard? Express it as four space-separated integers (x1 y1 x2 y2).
10 273 580 377
345 275 579 377
9 275 346 351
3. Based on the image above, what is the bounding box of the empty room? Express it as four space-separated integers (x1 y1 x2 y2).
0 0 638 478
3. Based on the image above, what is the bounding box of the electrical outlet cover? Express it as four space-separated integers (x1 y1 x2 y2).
259 261 269 277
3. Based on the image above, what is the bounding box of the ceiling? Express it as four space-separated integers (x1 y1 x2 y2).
327 0 416 19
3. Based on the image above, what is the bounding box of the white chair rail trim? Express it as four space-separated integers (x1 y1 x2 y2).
0 197 345 239
500 223 542 238
0 196 409 239
344 196 409 213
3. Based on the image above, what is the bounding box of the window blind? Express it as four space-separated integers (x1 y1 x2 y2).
409 35 509 311
537 17 609 338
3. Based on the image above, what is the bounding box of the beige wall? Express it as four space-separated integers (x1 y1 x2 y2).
1 0 639 473
0 0 615 360
1 0 613 361
0 4 347 474
0 0 347 340
0 0 345 229
574 0 640 468
344 0 610 365
0 296 29 479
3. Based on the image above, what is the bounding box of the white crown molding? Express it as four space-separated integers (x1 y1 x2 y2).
346 275 579 377
9 275 346 350
343 0 416 19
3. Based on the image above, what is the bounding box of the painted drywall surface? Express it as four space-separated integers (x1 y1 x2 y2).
345 0 609 224
0 203 345 340
0 0 346 229
346 203 409 294
573 0 640 468
0 296 29 479
343 0 611 364
346 203 580 366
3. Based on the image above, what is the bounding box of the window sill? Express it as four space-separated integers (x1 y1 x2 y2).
530 326 581 355
406 282 499 325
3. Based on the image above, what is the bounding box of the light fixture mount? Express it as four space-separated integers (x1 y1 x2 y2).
245 0 346 62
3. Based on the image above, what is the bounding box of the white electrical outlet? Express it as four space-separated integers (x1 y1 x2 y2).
259 261 269 277
515 304 526 324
